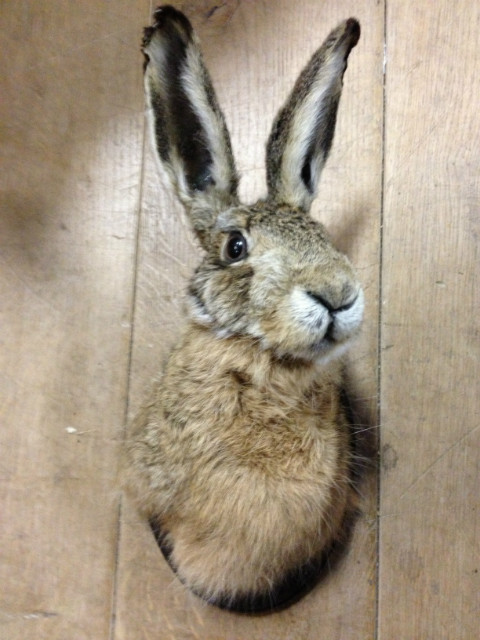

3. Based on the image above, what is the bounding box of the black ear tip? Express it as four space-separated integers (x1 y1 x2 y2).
151 5 193 37
345 18 361 46
152 5 182 22
142 6 194 54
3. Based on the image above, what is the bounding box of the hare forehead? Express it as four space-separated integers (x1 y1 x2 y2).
215 205 345 267
253 222 328 249
219 206 330 245
249 215 334 260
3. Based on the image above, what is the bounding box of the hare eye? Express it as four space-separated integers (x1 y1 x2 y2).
223 231 248 264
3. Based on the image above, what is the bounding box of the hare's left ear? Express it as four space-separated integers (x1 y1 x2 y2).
266 19 360 212
143 6 239 238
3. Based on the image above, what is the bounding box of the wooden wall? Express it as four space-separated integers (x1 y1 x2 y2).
1 1 478 638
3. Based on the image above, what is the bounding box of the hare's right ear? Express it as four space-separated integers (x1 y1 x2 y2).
266 19 360 212
142 6 239 240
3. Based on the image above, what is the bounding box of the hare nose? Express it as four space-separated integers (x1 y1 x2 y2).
305 290 358 314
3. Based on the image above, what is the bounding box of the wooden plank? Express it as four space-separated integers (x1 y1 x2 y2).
0 1 147 638
116 1 383 638
379 1 480 637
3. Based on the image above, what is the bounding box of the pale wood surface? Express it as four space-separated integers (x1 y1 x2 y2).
0 2 147 638
1 1 478 639
379 1 480 638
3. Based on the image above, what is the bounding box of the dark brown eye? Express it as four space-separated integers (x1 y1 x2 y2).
223 231 248 263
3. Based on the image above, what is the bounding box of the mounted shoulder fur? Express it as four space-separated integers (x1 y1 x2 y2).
125 4 363 613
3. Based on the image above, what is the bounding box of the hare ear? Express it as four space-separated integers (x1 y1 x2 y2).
142 6 239 237
266 19 360 212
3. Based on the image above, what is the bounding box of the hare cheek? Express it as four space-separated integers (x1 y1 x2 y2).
187 294 214 326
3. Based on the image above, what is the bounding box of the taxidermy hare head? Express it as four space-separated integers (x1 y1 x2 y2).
125 5 363 613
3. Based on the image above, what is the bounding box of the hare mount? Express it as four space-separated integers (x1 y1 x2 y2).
126 5 364 614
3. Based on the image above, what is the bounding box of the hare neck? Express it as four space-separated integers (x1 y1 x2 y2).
180 323 342 400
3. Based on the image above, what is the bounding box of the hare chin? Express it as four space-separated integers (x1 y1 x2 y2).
255 333 354 367
311 339 353 366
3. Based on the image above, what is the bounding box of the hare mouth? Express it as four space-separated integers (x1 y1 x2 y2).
309 320 339 350
298 332 353 364
311 336 335 354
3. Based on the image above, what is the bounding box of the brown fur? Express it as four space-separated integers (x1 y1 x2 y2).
126 326 351 601
124 5 363 611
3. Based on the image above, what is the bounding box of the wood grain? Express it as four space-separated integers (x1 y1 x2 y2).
5 0 477 638
379 1 480 638
115 1 382 639
0 1 147 638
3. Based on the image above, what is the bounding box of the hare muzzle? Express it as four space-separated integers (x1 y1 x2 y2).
293 285 364 343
